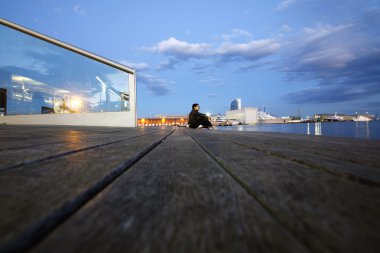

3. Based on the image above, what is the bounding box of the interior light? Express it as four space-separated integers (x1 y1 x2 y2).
70 97 82 111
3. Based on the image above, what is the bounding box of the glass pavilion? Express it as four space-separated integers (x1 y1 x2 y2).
0 18 136 127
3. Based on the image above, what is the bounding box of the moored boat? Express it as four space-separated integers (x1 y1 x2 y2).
353 115 372 121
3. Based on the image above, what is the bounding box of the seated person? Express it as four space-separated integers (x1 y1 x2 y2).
188 103 213 129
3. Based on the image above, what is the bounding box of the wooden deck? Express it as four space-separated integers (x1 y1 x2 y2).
0 125 379 253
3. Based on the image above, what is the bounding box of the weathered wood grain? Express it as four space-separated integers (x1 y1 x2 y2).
0 126 160 169
0 127 172 249
187 129 380 253
197 130 380 184
1 125 379 253
216 130 380 165
31 129 308 253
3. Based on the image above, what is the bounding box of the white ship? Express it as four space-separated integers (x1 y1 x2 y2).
326 113 344 122
257 111 277 120
353 115 372 122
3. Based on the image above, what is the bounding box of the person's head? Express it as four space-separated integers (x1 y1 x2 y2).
192 103 200 111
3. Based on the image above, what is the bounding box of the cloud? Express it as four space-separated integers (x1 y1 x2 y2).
120 60 174 96
120 60 149 71
280 24 292 33
6 49 129 96
220 29 253 41
215 39 281 61
281 11 380 104
276 0 298 11
199 77 225 87
157 58 180 71
147 36 280 70
147 37 212 58
191 63 214 74
73 4 86 15
237 60 275 72
284 79 380 104
365 101 380 109
138 73 172 96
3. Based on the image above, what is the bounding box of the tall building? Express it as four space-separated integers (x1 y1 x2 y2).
230 98 241 110
0 18 136 127
226 107 258 125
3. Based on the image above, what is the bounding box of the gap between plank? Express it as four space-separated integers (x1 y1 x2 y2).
0 129 156 152
230 140 380 188
0 130 162 172
185 130 314 253
0 129 176 253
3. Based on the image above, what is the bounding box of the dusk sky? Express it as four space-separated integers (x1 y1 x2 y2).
1 0 380 118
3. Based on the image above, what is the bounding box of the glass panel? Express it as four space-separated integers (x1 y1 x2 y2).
0 24 130 115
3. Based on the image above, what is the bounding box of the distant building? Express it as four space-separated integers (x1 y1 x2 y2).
313 113 353 122
230 98 241 110
226 107 258 125
138 115 188 126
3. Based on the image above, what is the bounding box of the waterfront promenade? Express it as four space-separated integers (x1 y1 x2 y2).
0 125 379 253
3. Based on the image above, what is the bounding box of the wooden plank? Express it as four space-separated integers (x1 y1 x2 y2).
195 130 380 185
0 128 173 249
187 130 380 253
0 125 148 150
235 133 380 165
0 127 161 170
0 125 158 152
226 130 380 158
31 129 308 253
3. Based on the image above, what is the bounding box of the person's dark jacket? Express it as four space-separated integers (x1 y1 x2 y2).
188 109 207 125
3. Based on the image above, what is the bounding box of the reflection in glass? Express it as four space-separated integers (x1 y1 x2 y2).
0 24 130 115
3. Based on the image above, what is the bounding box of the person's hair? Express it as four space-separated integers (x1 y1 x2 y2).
192 103 199 109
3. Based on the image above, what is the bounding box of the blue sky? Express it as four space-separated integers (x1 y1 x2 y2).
1 0 380 117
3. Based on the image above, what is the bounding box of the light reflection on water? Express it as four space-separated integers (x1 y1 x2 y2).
217 121 380 140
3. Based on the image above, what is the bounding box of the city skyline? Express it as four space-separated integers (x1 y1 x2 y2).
1 0 379 118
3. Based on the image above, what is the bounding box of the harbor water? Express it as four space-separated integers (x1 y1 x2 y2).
216 121 380 140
